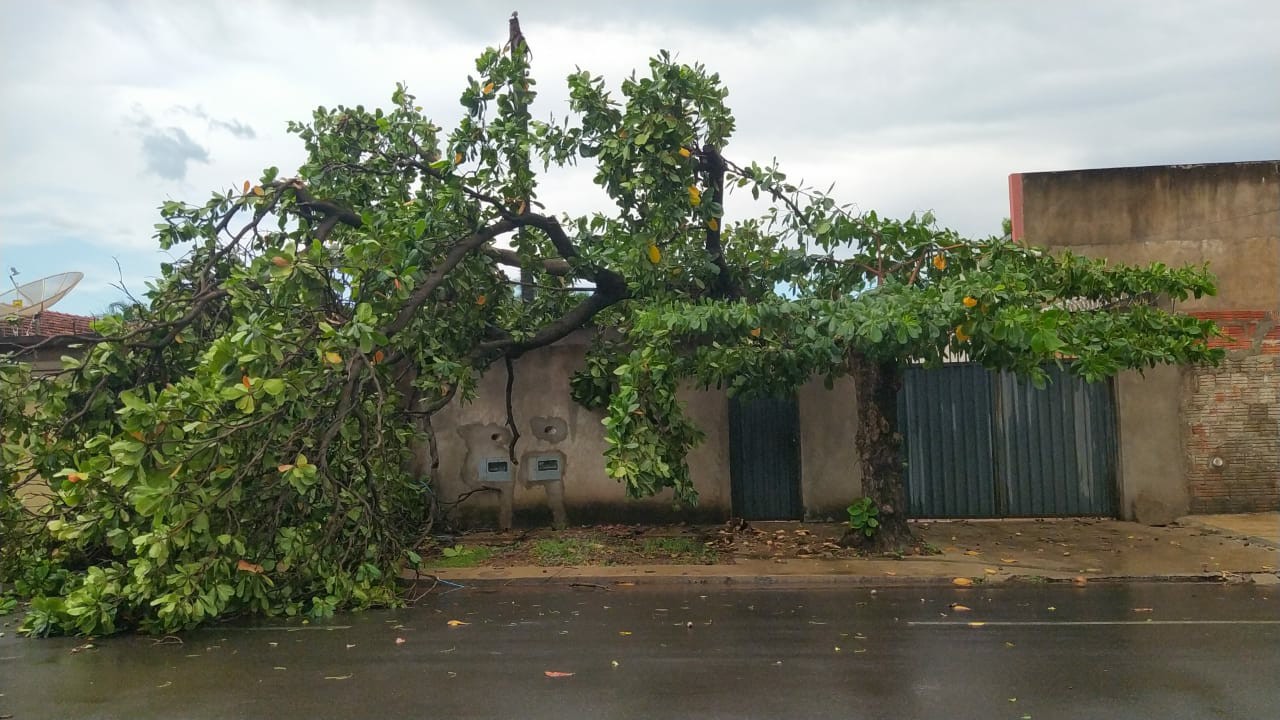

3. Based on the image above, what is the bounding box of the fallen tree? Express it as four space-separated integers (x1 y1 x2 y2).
1 17 1221 635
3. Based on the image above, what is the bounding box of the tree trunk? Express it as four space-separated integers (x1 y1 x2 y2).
843 353 915 551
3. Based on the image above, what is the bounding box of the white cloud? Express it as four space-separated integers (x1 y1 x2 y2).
1 0 1277 308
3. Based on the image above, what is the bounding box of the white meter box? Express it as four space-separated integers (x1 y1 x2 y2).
529 455 562 482
477 457 513 483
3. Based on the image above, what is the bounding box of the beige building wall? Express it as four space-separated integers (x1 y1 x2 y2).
797 375 862 520
431 331 869 528
1011 161 1280 520
432 331 735 527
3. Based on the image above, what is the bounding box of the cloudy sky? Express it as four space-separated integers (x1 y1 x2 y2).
1 0 1277 314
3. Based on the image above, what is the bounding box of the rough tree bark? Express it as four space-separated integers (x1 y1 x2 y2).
842 352 915 551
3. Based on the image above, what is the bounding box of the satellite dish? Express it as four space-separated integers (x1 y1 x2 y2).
0 272 84 318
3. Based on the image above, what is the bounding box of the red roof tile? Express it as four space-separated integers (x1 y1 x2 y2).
1 310 96 337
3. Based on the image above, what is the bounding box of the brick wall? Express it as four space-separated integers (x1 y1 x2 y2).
1183 311 1280 513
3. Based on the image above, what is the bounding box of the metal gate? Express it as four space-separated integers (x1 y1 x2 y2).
898 364 1117 518
729 395 802 520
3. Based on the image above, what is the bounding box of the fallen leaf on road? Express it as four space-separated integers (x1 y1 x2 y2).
614 581 635 587
984 568 999 575
544 671 575 678
967 622 986 628
1000 558 1018 564
884 571 897 576
273 666 287 670
324 674 353 680
834 646 841 652
949 604 972 612
964 550 981 556
1004 642 1015 648
952 577 974 587
1047 606 1056 611
346 644 356 649
611 660 619 668
1073 576 1088 586
395 638 406 645
446 620 470 627
619 631 632 636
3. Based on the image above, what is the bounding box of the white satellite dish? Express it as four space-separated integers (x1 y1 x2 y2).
0 272 84 318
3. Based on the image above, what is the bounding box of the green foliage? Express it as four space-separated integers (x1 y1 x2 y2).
440 544 470 558
429 545 492 569
846 498 880 538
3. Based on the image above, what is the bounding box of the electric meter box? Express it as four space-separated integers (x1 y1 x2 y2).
477 457 513 483
528 454 563 482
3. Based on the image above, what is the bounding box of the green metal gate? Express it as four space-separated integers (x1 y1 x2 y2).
729 395 802 520
898 364 1117 518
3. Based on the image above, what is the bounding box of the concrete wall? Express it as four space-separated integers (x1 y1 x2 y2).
1112 366 1188 523
1011 161 1280 518
433 331 732 526
797 375 861 520
431 331 867 528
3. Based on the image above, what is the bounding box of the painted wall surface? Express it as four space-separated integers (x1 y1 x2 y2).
1113 366 1188 523
1011 161 1280 517
431 330 869 528
798 375 861 520
431 331 734 527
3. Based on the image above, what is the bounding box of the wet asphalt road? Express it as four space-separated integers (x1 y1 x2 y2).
2 583 1278 720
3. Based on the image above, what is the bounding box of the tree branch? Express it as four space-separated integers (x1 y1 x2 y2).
699 144 738 299
382 219 518 337
483 245 572 276
477 273 629 357
503 355 520 464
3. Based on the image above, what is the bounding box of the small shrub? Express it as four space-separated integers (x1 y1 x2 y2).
428 545 491 569
847 497 880 538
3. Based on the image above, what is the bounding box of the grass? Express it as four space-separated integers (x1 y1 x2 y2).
426 545 493 568
533 538 604 565
640 536 718 563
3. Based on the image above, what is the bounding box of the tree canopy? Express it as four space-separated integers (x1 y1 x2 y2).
1 23 1220 636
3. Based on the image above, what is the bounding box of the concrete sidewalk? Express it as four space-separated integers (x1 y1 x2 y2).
1178 512 1279 549
415 517 1280 588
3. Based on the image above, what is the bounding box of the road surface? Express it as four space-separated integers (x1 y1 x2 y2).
2 582 1278 719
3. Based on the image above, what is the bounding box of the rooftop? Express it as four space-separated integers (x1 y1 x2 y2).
1 310 96 338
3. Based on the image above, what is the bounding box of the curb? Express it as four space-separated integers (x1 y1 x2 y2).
405 570 1259 590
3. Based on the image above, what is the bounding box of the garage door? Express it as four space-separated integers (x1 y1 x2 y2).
898 363 1118 518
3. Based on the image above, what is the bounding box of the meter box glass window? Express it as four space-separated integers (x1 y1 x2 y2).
529 454 563 482
477 457 513 483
